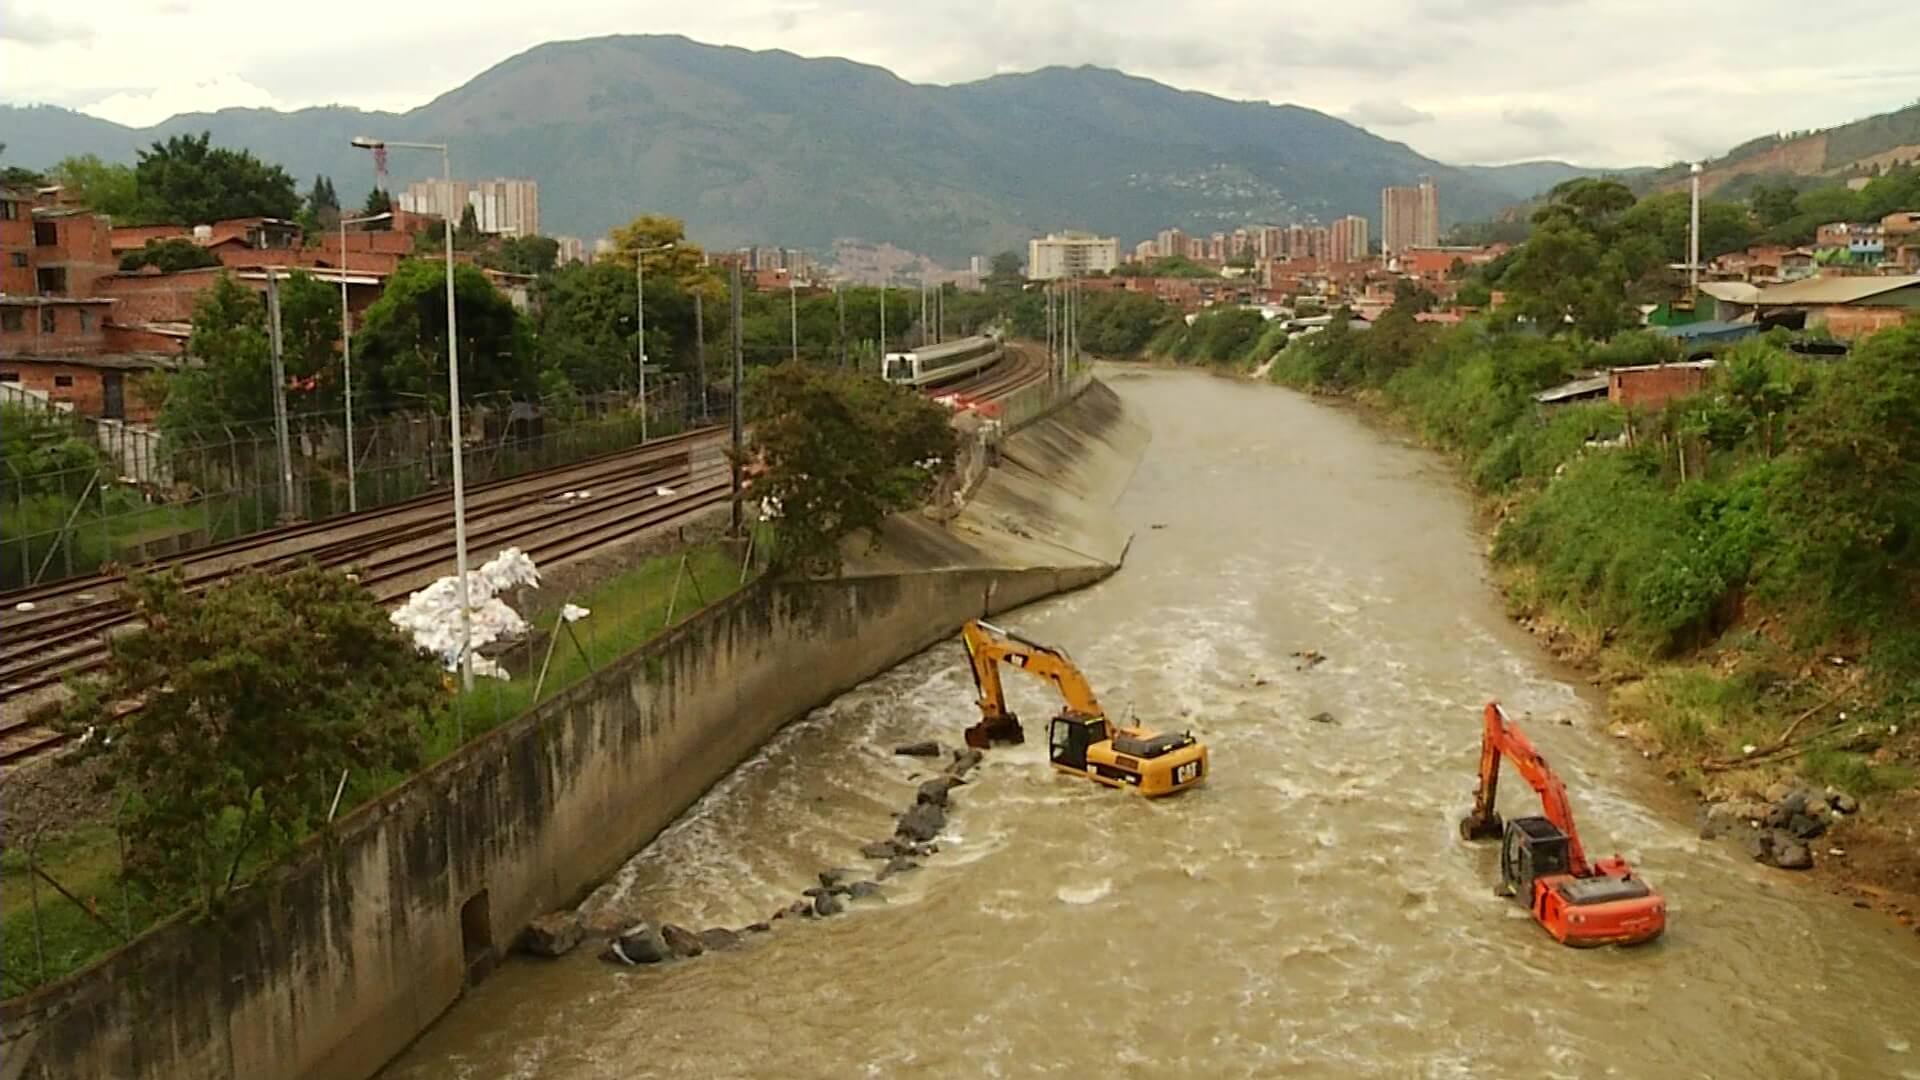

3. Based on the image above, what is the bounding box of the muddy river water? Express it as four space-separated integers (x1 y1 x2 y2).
384 368 1920 1079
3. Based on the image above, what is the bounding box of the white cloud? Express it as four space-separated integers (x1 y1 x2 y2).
83 73 284 128
0 0 1913 166
1501 107 1564 133
0 0 91 45
1346 98 1434 128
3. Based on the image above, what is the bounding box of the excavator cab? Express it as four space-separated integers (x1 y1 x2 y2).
1047 712 1107 771
1499 816 1572 899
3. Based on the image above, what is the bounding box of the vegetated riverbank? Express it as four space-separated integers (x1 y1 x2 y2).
1141 311 1920 929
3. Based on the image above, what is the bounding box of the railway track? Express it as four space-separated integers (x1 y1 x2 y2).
0 360 1054 770
0 429 729 768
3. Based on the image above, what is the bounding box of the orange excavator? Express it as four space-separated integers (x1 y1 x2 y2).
960 619 1207 797
1460 702 1666 947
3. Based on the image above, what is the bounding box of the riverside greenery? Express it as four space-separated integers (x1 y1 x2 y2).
1159 305 1920 795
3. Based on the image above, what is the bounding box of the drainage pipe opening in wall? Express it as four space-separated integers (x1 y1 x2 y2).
460 889 493 964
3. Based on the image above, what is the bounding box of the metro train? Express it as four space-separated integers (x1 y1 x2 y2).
883 332 1003 388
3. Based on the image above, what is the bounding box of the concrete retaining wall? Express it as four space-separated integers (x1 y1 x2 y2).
0 380 1145 1080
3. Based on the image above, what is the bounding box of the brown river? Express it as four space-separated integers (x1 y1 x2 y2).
383 368 1920 1079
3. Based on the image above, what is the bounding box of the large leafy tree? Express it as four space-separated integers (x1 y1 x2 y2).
119 237 223 272
747 363 957 574
355 258 537 407
134 132 299 224
159 272 340 434
51 154 140 218
60 565 441 907
483 234 561 276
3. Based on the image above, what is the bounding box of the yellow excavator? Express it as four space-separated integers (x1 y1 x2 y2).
960 619 1208 797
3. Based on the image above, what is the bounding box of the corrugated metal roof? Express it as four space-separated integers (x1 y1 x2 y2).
1753 275 1920 305
1534 375 1609 404
1654 320 1759 342
1699 282 1759 303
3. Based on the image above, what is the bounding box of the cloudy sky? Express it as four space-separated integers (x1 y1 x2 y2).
3 0 1914 167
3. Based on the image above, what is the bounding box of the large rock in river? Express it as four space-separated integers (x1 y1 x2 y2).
603 924 671 965
661 924 706 958
896 802 946 843
519 911 584 958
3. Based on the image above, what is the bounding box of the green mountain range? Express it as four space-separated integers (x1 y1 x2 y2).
3 35 1598 260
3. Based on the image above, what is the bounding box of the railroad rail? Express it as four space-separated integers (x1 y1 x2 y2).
0 357 1054 770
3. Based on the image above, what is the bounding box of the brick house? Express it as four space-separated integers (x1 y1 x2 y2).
1607 361 1715 408
1 188 180 421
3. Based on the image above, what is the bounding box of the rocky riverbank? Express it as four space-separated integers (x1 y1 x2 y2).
517 743 987 967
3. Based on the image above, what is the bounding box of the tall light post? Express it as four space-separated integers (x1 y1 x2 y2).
337 210 391 512
788 275 799 363
1688 161 1703 301
352 135 475 690
633 241 675 441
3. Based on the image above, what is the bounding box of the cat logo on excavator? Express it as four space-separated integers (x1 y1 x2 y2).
959 619 1207 797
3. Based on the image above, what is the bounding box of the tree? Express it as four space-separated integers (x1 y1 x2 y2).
457 203 480 243
987 251 1023 280
746 364 957 574
303 174 340 232
51 154 140 217
60 565 441 907
158 271 341 433
533 261 643 392
483 235 561 276
362 187 393 229
1752 181 1800 230
356 259 536 407
0 142 47 188
134 132 299 224
119 237 223 273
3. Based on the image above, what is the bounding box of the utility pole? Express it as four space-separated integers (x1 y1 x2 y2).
264 269 296 522
694 292 708 422
1045 284 1055 368
878 277 887 375
729 263 744 537
789 277 799 363
836 283 848 369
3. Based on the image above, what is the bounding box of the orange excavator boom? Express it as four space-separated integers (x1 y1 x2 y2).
1460 703 1590 874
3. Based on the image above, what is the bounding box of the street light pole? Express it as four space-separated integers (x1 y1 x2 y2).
633 241 675 441
352 135 474 690
337 210 391 513
789 276 799 363
1688 161 1703 301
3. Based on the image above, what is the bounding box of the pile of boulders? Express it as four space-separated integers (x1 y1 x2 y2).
1699 782 1860 872
517 742 984 968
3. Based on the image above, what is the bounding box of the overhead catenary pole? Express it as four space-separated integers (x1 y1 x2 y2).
836 283 848 369
337 209 390 512
729 263 745 536
694 291 707 421
636 245 648 440
263 269 296 520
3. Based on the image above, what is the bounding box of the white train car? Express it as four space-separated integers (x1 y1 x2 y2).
883 333 1003 388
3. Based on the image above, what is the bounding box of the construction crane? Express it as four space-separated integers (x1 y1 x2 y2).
1460 702 1666 947
959 619 1207 797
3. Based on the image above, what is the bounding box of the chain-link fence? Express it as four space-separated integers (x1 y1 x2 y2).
1 381 709 591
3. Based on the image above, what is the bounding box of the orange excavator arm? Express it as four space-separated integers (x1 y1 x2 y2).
1461 702 1591 877
960 619 1103 747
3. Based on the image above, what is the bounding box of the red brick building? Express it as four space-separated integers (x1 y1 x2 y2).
2 187 181 421
1607 361 1714 408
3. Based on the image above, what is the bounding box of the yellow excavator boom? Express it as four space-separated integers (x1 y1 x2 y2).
957 619 1208 796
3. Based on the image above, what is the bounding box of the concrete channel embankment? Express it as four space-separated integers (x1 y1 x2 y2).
0 378 1147 1080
